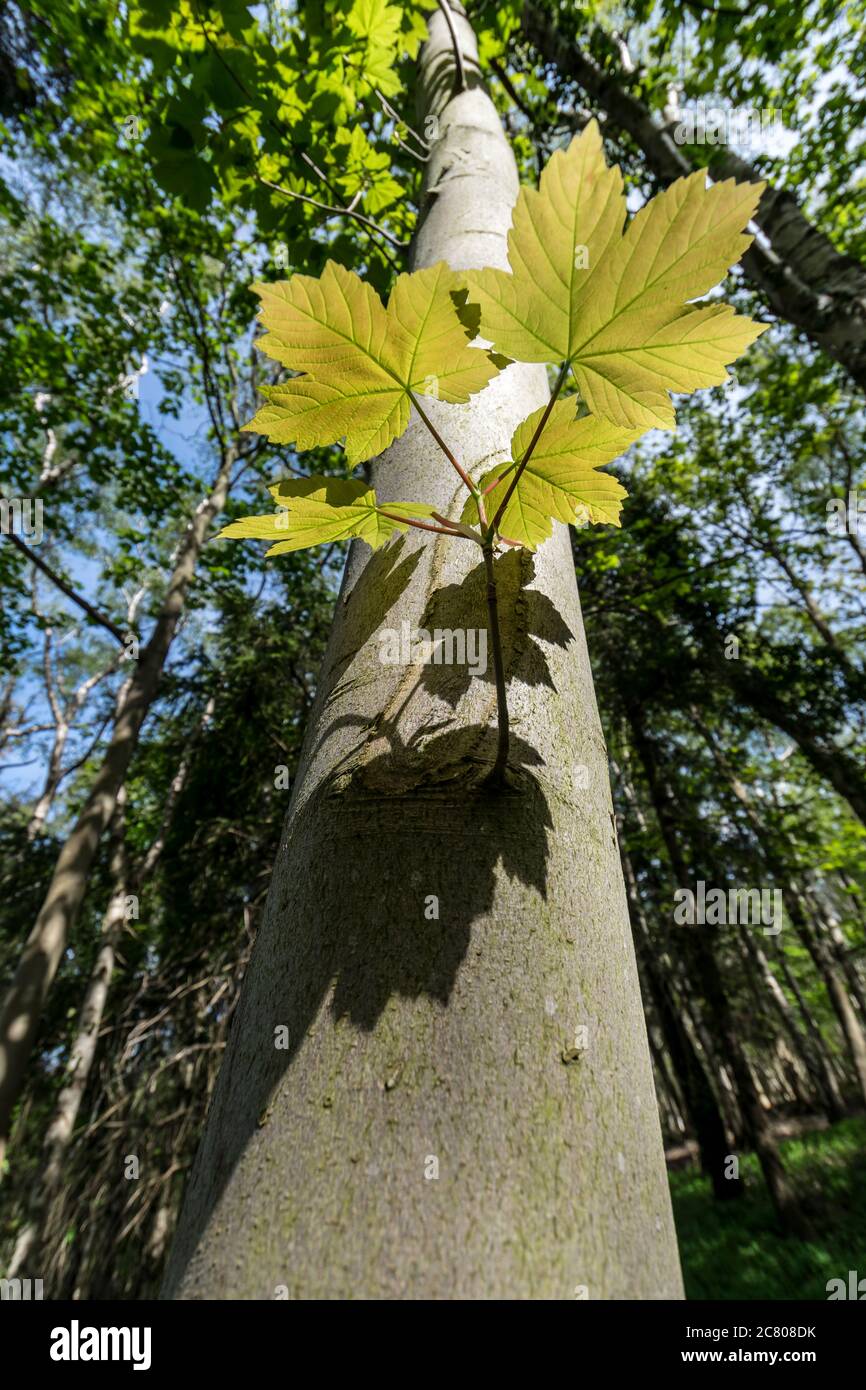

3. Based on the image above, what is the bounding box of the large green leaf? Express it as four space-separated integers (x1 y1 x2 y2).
244 260 503 464
465 121 766 430
461 401 640 548
219 476 436 554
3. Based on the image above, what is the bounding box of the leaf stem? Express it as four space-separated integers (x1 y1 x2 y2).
409 392 474 487
482 542 510 787
376 508 468 537
489 362 569 536
409 392 488 528
481 462 515 495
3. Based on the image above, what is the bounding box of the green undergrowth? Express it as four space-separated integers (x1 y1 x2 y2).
670 1117 866 1300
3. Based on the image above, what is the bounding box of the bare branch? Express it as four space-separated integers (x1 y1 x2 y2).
7 532 128 645
255 176 408 251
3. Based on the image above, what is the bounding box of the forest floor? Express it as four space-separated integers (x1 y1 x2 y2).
669 1116 866 1299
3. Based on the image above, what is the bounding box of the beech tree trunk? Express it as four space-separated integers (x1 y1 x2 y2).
164 6 682 1301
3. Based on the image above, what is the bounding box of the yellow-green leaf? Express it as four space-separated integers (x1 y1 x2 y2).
464 121 766 430
218 476 435 554
465 119 626 363
574 302 767 430
244 260 502 465
461 400 639 549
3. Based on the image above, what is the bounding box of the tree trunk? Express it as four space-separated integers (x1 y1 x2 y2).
7 699 210 1279
778 950 848 1110
620 834 737 1198
692 711 864 1114
810 890 866 1019
0 454 235 1166
628 712 812 1237
748 933 844 1120
8 791 129 1278
797 913 866 1111
163 7 682 1301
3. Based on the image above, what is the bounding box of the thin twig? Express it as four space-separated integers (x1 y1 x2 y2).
191 2 404 271
5 533 128 645
437 0 468 94
256 176 408 251
374 89 431 153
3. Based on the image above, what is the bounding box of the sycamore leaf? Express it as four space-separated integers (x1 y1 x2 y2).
574 302 766 429
465 120 767 430
461 401 639 549
218 476 435 555
466 118 626 363
245 260 502 465
345 0 403 46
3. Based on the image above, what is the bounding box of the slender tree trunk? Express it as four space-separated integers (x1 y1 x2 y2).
164 7 682 1300
777 951 848 1112
7 699 211 1278
26 717 69 841
0 456 235 1166
8 792 129 1278
620 835 737 1198
693 712 865 1113
646 1019 686 1137
809 890 866 1019
747 932 844 1120
796 913 866 1111
821 965 866 1108
628 713 812 1236
613 755 743 1180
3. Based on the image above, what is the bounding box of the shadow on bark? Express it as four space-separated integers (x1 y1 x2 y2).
163 550 577 1294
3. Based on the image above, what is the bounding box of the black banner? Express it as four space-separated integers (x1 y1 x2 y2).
2 1297 860 1376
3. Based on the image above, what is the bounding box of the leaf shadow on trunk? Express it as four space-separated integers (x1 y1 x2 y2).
163 554 576 1296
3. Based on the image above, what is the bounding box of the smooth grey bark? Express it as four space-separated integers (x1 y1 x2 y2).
164 7 682 1300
